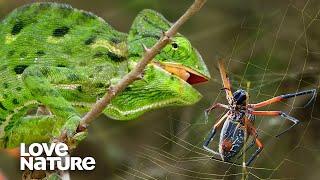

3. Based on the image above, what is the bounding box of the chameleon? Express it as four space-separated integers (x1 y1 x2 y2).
0 2 210 149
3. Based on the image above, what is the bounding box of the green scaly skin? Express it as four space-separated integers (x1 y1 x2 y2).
0 2 210 148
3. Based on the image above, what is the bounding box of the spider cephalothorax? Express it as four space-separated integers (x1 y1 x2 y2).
203 60 316 166
233 89 247 105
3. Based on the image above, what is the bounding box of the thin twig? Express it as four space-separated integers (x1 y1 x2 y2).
78 0 207 129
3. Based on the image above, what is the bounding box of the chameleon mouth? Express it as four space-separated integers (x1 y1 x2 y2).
152 62 209 85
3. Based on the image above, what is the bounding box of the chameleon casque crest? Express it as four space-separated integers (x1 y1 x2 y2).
0 3 210 148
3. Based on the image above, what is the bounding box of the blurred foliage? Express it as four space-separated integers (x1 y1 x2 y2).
1 0 320 179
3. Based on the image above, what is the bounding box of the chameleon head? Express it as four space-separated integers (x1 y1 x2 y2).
105 9 211 120
153 36 210 85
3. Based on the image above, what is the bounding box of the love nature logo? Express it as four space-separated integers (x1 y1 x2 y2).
20 143 96 171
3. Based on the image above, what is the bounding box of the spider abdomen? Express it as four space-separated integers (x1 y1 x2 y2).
219 119 246 161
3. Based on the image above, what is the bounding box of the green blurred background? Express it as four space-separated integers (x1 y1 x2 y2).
1 0 320 179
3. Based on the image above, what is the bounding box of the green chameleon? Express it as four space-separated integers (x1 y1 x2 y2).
0 2 210 148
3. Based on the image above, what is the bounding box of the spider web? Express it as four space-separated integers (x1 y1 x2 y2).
113 1 320 179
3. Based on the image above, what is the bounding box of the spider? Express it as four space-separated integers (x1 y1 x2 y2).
203 60 317 166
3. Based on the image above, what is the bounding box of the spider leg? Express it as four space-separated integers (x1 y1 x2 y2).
250 111 300 137
246 136 264 166
218 60 234 105
203 112 229 156
250 89 316 109
239 120 263 166
205 103 229 120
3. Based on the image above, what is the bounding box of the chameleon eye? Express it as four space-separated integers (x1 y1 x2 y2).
171 42 178 49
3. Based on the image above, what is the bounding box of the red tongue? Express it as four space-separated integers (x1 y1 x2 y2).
187 73 208 85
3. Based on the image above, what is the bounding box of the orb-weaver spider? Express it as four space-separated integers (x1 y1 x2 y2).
203 60 317 166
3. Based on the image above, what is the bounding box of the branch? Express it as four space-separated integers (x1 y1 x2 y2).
78 0 207 129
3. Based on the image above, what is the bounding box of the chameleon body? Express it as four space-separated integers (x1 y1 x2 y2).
0 3 210 148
